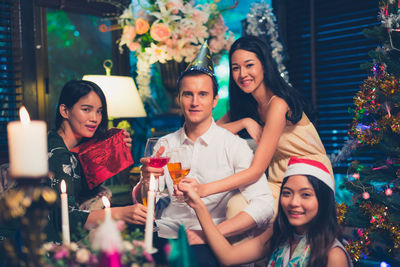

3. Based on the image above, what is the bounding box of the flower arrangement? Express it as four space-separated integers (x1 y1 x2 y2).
42 222 154 266
118 0 236 99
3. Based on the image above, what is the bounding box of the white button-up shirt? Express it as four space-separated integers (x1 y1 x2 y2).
136 121 274 238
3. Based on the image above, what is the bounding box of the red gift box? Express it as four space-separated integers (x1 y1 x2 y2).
71 128 134 189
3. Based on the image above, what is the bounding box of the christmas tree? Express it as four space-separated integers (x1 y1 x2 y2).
339 1 400 265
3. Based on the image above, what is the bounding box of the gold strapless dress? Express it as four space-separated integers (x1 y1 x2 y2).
267 113 334 212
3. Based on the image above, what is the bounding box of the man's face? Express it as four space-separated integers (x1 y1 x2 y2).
179 74 218 127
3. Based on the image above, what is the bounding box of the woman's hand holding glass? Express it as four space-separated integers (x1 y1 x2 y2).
177 180 204 209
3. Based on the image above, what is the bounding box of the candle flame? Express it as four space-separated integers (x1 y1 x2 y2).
60 180 66 193
149 174 156 191
102 196 110 208
19 106 30 125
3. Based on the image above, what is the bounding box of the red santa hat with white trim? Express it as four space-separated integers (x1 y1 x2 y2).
284 157 335 192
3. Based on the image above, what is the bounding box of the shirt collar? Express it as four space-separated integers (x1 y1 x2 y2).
179 119 217 146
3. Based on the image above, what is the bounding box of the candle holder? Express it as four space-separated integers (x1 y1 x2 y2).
0 178 57 267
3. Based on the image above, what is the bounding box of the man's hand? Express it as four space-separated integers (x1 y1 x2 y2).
186 229 206 245
140 157 165 181
138 145 166 201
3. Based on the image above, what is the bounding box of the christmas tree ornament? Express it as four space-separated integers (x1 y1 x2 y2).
336 203 348 225
373 62 386 78
385 188 393 196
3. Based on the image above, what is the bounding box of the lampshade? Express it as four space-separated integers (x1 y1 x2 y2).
82 75 147 118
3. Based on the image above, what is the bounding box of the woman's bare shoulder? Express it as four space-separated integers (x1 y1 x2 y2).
269 96 288 109
327 247 349 267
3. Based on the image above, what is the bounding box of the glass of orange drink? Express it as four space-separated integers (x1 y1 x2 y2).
167 147 191 203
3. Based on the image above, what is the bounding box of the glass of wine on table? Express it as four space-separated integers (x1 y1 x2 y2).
167 146 191 203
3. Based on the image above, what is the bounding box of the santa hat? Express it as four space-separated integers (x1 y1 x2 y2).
284 157 334 191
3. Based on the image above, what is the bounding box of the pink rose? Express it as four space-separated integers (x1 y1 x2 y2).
116 220 126 231
142 251 154 262
127 41 140 51
122 25 136 41
192 9 208 24
135 18 149 35
150 23 171 42
166 1 181 14
54 247 69 260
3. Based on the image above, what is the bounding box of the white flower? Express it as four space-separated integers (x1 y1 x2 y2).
117 0 233 101
76 248 90 263
152 0 181 25
119 4 134 24
69 242 79 251
123 240 134 251
42 242 54 251
145 43 169 64
136 52 152 99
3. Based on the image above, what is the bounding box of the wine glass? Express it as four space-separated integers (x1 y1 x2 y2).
144 137 170 197
167 146 191 203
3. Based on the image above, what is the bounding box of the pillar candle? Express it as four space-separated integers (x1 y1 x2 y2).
144 174 156 253
102 196 112 221
7 106 48 178
60 180 70 245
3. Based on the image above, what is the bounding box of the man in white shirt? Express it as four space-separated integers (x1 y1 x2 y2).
133 44 274 266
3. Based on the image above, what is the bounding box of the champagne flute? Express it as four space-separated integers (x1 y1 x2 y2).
167 146 191 203
144 137 170 198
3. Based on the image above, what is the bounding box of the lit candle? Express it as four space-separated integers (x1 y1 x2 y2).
7 106 48 178
102 196 112 222
60 180 70 245
144 174 156 253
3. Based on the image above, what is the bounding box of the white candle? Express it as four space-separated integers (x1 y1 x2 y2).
60 180 70 245
7 106 48 178
144 174 156 253
102 196 112 221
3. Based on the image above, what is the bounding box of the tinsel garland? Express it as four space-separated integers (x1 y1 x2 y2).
328 138 358 165
379 1 400 31
246 1 290 84
345 203 400 261
337 203 348 225
349 74 400 145
379 0 400 51
346 158 400 198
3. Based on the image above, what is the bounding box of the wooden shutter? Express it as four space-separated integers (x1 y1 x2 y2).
284 0 379 172
0 0 23 162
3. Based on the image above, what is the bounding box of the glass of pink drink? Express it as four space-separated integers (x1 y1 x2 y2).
144 137 170 196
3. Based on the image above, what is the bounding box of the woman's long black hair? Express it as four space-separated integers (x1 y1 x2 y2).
268 175 342 266
55 80 108 140
228 36 305 130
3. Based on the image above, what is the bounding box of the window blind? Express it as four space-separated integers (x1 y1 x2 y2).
0 0 22 161
284 0 379 172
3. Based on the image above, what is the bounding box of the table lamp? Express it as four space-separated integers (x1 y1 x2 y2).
83 60 147 130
